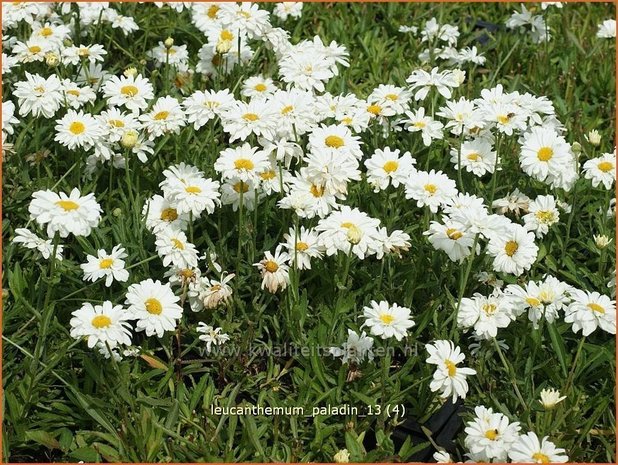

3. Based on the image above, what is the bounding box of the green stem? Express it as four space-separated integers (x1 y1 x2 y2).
493 338 528 411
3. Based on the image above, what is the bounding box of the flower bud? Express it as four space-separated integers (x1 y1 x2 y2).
346 224 362 245
594 234 611 249
164 36 174 49
123 67 137 78
586 129 602 146
571 141 582 156
112 207 122 217
539 388 566 409
45 51 60 67
333 449 350 463
120 130 138 149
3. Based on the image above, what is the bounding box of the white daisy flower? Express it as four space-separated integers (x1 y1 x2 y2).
254 247 291 293
564 289 616 336
450 138 497 177
54 110 104 151
221 99 277 142
80 245 129 287
13 72 63 118
583 150 616 190
282 226 324 270
215 143 269 182
401 107 444 146
508 432 568 463
12 228 64 260
196 323 230 353
102 74 155 112
125 279 183 338
155 228 199 269
160 163 221 216
364 147 416 192
487 223 538 276
361 300 415 341
426 340 477 402
139 96 186 139
523 195 560 237
329 329 374 364
29 188 102 238
464 405 521 462
458 292 516 339
143 194 190 234
70 301 132 349
404 169 458 213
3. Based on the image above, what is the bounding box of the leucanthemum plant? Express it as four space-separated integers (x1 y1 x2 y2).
3 2 615 463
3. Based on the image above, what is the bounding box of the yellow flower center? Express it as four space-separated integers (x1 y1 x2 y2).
444 359 457 377
99 258 114 269
234 158 255 170
341 222 355 229
482 303 497 315
171 238 185 250
28 45 41 53
497 114 510 124
504 240 519 257
120 85 139 97
446 228 463 240
78 47 90 57
310 184 324 197
341 116 353 125
40 26 53 37
185 186 202 194
154 111 169 120
526 297 541 307
325 135 344 148
385 93 398 101
414 121 426 128
531 452 550 463
379 313 394 324
264 260 279 272
383 160 399 173
260 170 276 180
179 268 195 279
537 146 554 162
207 4 219 18
367 104 382 115
242 113 259 122
424 184 437 194
220 30 234 41
66 89 80 97
160 208 178 222
254 83 267 92
233 181 249 193
34 85 45 93
296 241 309 251
145 298 163 315
598 161 614 172
484 429 499 441
281 105 294 115
69 121 85 135
56 200 79 211
587 303 605 314
467 152 480 161
535 210 555 223
109 119 125 128
91 315 112 329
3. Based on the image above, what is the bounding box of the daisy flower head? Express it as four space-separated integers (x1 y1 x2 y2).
308 124 363 161
160 163 221 216
539 388 567 409
404 169 458 213
523 195 560 237
506 276 571 328
155 228 199 269
80 245 129 287
315 206 382 259
304 149 361 195
437 97 485 135
70 301 132 349
54 110 104 151
401 107 444 146
282 226 324 270
215 143 269 183
487 223 539 276
147 41 190 71
61 43 107 66
241 75 277 99
458 292 516 339
492 188 530 216
426 340 477 402
183 88 235 130
374 228 411 259
583 150 616 190
12 37 51 63
61 79 98 110
29 188 102 238
2 100 19 141
192 273 235 310
125 279 183 338
508 432 568 463
362 300 415 341
425 218 477 263
12 228 64 260
221 99 277 142
464 405 521 462
564 289 616 336
367 84 412 116
364 147 416 192
13 72 63 118
329 329 374 365
102 73 155 112
143 194 190 234
449 138 497 177
406 67 458 101
139 96 186 139
278 175 339 219
596 19 616 38
254 247 291 293
278 48 335 93
273 2 303 21
196 323 230 353
519 126 573 183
